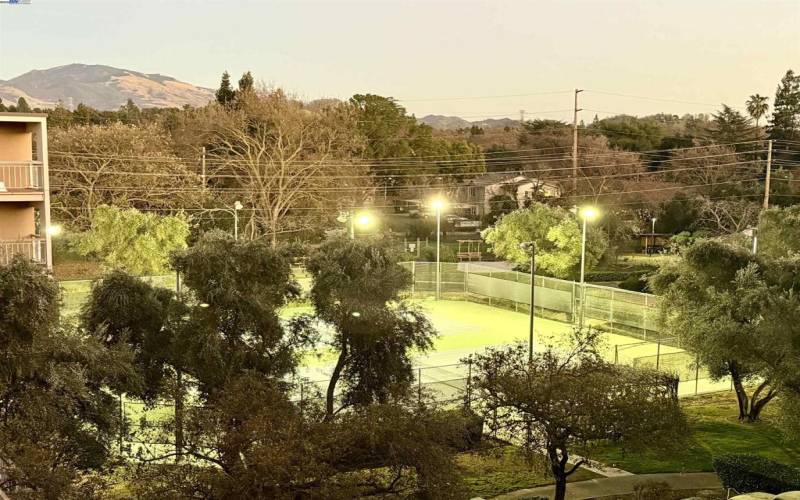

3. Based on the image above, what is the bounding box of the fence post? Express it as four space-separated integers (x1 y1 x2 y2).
609 289 615 334
411 260 416 298
695 355 700 395
416 238 421 257
614 345 619 365
488 269 493 306
643 294 649 341
464 262 469 293
465 359 472 410
656 340 661 370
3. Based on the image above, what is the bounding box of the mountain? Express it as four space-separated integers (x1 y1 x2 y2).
0 64 215 110
418 114 520 130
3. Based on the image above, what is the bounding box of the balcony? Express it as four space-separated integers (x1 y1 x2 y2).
0 161 44 192
0 238 46 266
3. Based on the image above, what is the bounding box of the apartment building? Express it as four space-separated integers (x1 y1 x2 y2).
0 113 52 268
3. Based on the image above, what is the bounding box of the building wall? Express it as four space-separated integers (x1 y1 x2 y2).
0 203 36 240
0 123 33 161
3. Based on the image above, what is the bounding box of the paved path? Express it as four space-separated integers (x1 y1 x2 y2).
494 472 722 499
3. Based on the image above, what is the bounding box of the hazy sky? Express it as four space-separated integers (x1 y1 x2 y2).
0 0 797 120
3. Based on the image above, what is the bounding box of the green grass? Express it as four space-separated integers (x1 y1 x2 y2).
593 391 800 473
457 445 599 498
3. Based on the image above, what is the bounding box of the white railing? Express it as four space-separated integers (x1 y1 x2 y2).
0 161 44 191
0 239 46 266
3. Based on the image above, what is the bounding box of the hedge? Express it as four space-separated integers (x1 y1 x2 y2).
712 454 800 494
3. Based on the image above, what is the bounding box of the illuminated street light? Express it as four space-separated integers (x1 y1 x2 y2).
233 201 243 241
431 197 447 300
46 224 62 237
579 206 599 328
349 210 375 239
520 241 536 362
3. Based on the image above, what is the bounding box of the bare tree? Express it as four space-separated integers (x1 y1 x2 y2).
697 197 760 234
207 91 369 245
49 123 205 228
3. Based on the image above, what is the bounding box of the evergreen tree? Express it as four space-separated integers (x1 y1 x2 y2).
215 71 236 105
0 98 6 112
709 104 752 145
769 69 800 141
16 97 31 112
237 70 255 94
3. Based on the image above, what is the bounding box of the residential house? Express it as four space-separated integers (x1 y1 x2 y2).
454 173 562 218
0 113 52 268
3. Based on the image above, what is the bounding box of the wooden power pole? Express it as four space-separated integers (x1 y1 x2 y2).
572 89 583 193
763 139 773 209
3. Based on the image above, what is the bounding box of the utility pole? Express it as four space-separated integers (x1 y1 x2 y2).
572 89 583 193
763 139 773 210
201 146 207 189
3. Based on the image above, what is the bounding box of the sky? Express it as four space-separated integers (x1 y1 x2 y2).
0 0 797 121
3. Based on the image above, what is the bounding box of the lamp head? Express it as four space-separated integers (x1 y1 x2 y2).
46 224 62 237
431 198 447 211
580 206 599 221
519 241 536 252
355 211 373 228
234 201 243 211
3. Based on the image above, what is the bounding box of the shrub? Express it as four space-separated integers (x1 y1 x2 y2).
633 479 671 500
619 273 649 293
712 454 800 494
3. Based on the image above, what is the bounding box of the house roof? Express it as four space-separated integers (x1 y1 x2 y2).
467 173 559 188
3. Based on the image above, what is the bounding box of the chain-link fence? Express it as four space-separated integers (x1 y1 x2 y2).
402 261 663 340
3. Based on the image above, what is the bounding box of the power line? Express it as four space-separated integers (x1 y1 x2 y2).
582 90 720 108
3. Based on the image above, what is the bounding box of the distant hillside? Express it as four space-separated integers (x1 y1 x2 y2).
419 114 520 130
0 63 214 110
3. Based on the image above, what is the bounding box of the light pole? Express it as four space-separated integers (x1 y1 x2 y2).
650 217 657 255
579 206 598 329
520 241 536 362
233 201 243 241
431 198 446 300
346 210 374 239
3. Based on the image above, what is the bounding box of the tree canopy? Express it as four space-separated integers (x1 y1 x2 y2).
482 203 608 278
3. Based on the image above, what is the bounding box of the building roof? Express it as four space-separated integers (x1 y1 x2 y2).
0 113 48 123
467 173 559 188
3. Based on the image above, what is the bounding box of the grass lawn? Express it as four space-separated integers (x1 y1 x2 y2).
457 444 599 498
592 390 800 473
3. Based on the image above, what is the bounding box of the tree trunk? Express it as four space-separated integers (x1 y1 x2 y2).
174 369 184 462
729 361 750 421
547 445 569 500
325 343 348 421
747 380 777 422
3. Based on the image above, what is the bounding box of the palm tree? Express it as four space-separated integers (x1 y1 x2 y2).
746 94 769 129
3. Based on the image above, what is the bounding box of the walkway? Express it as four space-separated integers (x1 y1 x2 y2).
493 472 722 499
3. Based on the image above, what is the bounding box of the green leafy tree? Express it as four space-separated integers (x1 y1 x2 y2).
757 204 800 259
470 332 685 500
708 105 753 145
171 231 303 397
769 69 800 142
652 240 778 421
215 70 236 105
481 203 608 278
237 70 254 95
590 115 664 151
304 237 436 419
0 257 130 497
746 94 770 129
16 97 31 112
349 94 484 183
77 205 189 275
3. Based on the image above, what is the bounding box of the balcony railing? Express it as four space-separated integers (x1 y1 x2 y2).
0 161 44 191
0 239 46 266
